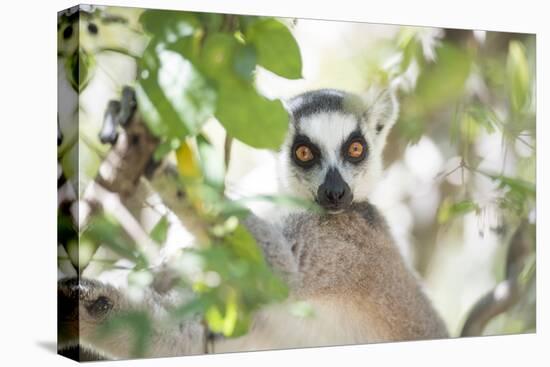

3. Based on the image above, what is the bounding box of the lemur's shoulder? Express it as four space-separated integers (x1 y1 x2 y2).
350 201 390 231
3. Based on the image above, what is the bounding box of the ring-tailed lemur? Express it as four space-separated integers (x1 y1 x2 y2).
58 88 448 360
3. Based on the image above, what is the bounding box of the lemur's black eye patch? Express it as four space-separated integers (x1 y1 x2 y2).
291 134 321 168
342 131 368 163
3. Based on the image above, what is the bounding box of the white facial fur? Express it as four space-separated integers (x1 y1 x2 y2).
277 88 398 205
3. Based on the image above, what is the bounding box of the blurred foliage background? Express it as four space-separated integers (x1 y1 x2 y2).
58 4 535 357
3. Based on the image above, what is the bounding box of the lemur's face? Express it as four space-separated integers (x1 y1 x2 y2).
278 89 398 213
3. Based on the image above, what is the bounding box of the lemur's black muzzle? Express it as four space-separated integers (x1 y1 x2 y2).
317 168 353 212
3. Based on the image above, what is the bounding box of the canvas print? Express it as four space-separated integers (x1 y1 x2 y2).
57 4 536 361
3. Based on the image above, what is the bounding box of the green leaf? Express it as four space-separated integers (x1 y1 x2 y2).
193 32 288 149
397 28 421 72
234 194 323 213
150 216 169 245
200 33 255 83
184 235 290 337
139 9 199 38
215 76 289 149
221 289 239 336
488 174 535 197
98 311 152 358
58 211 77 246
128 269 154 288
246 19 302 79
175 139 202 179
218 200 252 219
197 134 225 191
230 310 252 337
238 15 268 33
194 12 223 32
67 237 97 270
460 112 481 143
205 304 225 334
400 43 472 144
200 33 238 79
60 145 78 185
233 44 257 81
211 216 240 237
415 43 472 110
153 138 181 161
396 115 425 144
65 48 95 92
203 290 250 338
137 41 217 140
467 105 500 134
84 215 148 268
506 41 530 112
437 199 479 224
171 296 213 320
156 47 216 134
224 224 263 264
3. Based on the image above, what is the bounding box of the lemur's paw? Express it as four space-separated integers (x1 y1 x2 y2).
58 278 120 343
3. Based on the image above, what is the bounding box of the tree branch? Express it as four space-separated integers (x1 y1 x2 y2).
144 167 210 244
460 221 533 336
84 182 160 264
84 86 210 261
224 134 233 170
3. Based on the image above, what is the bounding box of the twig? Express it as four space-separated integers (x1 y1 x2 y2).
434 158 467 181
144 168 210 244
141 198 168 217
221 14 238 33
84 181 160 264
94 100 159 199
224 134 233 170
515 135 535 150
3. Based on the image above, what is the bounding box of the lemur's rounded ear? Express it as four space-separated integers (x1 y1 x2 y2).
362 87 399 136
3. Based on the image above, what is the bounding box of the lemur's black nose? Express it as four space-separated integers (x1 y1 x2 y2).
317 168 353 212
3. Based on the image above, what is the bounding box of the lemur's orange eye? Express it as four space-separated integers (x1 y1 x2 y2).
295 145 314 162
348 141 364 158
